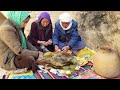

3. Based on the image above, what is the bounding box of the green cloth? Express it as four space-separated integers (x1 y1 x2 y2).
7 11 29 49
20 30 27 49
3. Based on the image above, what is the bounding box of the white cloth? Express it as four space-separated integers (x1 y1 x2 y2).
59 13 72 30
59 12 72 22
60 21 72 30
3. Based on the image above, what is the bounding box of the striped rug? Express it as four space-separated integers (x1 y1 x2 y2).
35 61 93 79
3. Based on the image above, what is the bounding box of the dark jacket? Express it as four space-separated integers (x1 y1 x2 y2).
27 21 53 47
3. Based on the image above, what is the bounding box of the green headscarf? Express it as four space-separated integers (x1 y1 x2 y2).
7 11 30 49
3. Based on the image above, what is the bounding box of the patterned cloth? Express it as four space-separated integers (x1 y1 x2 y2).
3 47 120 79
80 70 106 79
2 47 94 79
7 71 37 79
35 62 92 79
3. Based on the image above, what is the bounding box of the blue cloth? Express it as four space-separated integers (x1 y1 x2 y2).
58 38 85 51
52 19 85 51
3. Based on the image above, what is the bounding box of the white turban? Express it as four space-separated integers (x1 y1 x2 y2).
59 13 72 30
59 12 72 22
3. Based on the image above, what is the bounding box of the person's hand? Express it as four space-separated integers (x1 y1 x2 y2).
43 42 49 46
37 41 45 45
55 45 61 52
61 46 70 54
37 41 49 46
38 51 43 59
47 39 52 45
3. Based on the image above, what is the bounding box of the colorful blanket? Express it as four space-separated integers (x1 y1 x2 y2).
6 61 92 79
80 70 106 79
5 47 94 79
5 47 118 79
7 71 37 79
35 62 93 79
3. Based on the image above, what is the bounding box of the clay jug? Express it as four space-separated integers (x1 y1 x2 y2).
93 47 120 78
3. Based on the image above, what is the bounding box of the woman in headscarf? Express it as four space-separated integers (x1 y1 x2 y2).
0 11 43 73
27 12 54 52
52 12 85 55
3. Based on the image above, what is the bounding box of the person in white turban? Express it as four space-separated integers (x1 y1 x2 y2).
52 12 85 55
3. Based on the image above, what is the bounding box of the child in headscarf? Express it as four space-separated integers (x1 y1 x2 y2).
27 12 54 52
0 11 43 73
52 12 85 55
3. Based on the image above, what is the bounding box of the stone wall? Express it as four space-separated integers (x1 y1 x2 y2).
78 11 120 55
